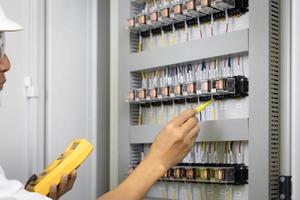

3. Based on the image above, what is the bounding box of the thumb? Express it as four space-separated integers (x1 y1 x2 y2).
48 184 58 200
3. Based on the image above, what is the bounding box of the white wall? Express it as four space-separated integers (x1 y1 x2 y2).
45 0 99 199
0 0 110 199
0 0 45 183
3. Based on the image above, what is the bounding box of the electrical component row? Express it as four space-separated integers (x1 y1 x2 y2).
128 75 248 103
148 182 246 200
127 56 248 103
127 0 247 32
128 0 248 52
134 97 248 124
137 142 246 164
129 163 248 185
133 13 249 52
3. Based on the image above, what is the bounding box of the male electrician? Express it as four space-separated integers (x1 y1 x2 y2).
0 5 200 200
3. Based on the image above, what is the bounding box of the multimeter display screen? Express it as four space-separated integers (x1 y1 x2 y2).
71 142 79 150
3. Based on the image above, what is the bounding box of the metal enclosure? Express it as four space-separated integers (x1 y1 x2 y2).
112 0 281 199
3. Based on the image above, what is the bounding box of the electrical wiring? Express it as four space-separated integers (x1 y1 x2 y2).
213 141 219 163
185 20 189 42
160 185 167 200
197 17 203 39
187 189 192 200
239 55 245 76
201 142 206 163
138 32 143 52
171 187 176 200
228 57 233 77
210 14 214 37
138 104 142 126
159 103 164 124
161 27 166 46
170 23 176 45
225 9 229 33
149 30 154 49
237 141 243 164
125 2 251 198
224 141 228 163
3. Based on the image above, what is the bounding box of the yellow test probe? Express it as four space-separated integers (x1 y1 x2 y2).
195 99 214 114
26 139 94 195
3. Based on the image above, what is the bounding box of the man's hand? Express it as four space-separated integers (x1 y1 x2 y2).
47 171 77 200
0 54 11 91
98 108 200 200
147 108 200 172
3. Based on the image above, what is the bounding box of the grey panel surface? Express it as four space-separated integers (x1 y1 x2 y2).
130 118 249 144
126 29 249 71
248 0 271 199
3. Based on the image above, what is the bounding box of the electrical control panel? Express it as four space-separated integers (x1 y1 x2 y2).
114 0 281 199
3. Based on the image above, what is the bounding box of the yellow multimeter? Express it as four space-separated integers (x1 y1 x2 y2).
26 139 94 195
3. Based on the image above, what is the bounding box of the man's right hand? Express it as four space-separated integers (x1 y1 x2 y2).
98 108 200 200
147 108 200 173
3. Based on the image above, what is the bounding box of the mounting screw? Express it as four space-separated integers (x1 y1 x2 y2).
280 176 286 182
280 194 286 199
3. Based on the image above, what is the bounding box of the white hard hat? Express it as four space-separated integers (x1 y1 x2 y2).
0 5 23 32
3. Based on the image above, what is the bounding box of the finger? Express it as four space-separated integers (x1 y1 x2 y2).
67 170 77 190
180 116 198 134
58 174 68 196
170 108 196 126
48 184 58 200
185 124 200 142
187 134 198 149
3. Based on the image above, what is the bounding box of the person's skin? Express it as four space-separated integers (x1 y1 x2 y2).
1 54 200 200
0 54 10 90
0 54 77 200
99 109 200 200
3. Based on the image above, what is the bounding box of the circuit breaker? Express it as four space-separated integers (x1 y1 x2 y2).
115 0 281 199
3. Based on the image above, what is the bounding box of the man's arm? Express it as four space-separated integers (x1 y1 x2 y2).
99 109 200 200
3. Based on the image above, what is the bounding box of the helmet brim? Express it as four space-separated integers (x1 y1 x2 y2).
0 18 23 32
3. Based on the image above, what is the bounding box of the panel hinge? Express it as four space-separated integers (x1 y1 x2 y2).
279 176 292 200
24 76 39 98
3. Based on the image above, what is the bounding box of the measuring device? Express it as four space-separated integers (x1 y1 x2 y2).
26 139 94 195
195 99 214 113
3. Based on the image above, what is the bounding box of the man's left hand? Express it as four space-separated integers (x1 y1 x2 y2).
47 170 77 200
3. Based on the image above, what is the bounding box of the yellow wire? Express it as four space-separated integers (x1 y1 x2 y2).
166 67 168 77
212 102 216 120
170 35 175 45
228 191 231 200
160 187 167 199
202 142 206 153
187 190 191 200
172 189 176 200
